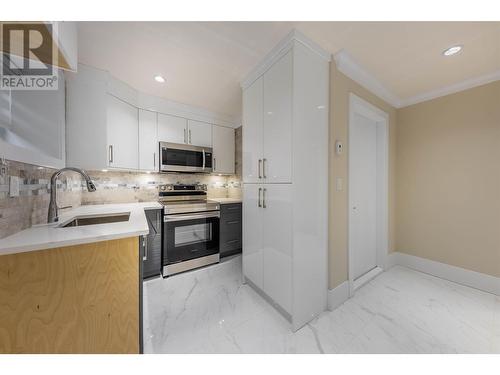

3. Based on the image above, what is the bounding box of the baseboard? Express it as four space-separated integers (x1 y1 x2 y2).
384 251 398 269
353 267 383 291
387 252 500 296
327 281 349 311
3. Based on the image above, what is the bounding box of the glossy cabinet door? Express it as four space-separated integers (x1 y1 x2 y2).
242 76 264 183
263 50 293 183
107 95 139 170
212 125 235 174
138 109 158 172
242 184 264 289
187 119 212 148
157 113 187 144
262 184 293 314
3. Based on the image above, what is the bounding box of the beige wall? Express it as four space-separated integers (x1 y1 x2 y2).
329 64 397 289
396 81 500 278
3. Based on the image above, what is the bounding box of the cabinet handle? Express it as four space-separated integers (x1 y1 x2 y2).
142 236 148 261
226 239 239 244
153 152 156 168
258 159 262 179
109 145 113 163
258 187 262 207
262 158 267 179
184 128 187 143
189 129 192 144
226 206 239 210
263 188 267 208
214 157 217 171
226 220 240 225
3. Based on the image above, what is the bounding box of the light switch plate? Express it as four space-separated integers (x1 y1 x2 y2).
9 176 20 197
336 177 343 192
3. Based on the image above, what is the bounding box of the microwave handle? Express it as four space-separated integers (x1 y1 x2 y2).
202 149 205 170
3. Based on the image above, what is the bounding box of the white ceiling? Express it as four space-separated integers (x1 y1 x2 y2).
77 22 500 119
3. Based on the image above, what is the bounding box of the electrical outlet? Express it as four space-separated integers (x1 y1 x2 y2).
0 158 7 177
9 176 20 197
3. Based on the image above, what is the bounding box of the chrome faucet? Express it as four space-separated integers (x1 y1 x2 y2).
48 167 97 223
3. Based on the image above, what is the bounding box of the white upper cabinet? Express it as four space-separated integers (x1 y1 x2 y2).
138 109 158 172
66 64 236 172
157 113 187 145
242 51 292 184
212 125 235 174
1 72 66 169
107 95 139 170
242 76 264 183
187 120 212 148
263 50 293 183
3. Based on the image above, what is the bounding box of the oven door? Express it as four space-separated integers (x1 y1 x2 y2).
163 211 220 265
160 142 213 173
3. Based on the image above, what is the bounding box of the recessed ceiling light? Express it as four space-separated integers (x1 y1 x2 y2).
154 75 165 83
443 45 463 57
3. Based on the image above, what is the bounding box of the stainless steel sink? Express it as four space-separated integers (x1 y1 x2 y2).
59 213 130 228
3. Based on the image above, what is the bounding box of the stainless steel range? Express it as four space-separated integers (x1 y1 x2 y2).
159 184 220 277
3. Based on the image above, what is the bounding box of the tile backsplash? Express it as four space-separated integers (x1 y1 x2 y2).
0 159 82 239
0 127 242 239
79 170 237 205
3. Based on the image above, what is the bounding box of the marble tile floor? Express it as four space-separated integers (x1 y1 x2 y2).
143 256 500 353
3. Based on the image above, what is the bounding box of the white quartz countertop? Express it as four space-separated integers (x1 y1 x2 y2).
210 198 242 204
0 202 163 256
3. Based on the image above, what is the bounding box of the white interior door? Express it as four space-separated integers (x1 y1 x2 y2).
350 112 378 280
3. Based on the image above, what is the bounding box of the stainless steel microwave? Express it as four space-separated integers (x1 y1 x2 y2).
159 142 213 173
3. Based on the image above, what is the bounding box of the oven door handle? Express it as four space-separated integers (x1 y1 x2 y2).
164 212 220 222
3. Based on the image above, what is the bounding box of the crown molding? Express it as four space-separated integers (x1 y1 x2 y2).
334 50 402 108
334 49 500 109
399 69 500 107
240 29 331 91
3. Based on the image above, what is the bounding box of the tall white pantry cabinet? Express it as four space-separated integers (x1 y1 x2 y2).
241 31 330 331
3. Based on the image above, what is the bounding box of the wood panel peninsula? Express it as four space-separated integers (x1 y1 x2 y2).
0 202 162 353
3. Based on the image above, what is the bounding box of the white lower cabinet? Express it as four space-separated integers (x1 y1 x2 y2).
107 95 139 170
242 184 264 290
243 183 293 314
262 184 293 313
